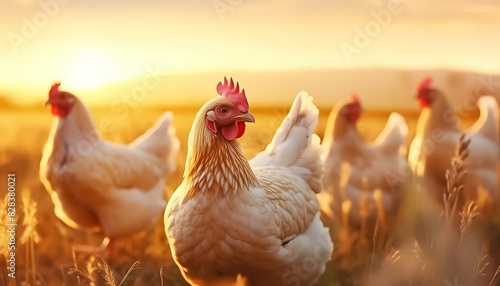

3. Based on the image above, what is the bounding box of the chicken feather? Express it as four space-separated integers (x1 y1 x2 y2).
165 87 332 286
40 87 179 238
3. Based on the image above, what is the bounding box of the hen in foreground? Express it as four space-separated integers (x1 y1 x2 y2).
319 94 408 230
409 77 499 206
40 83 179 241
165 78 333 286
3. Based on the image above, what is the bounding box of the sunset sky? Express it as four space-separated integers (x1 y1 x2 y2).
1 0 500 107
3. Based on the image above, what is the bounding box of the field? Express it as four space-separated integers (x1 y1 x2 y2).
1 104 498 286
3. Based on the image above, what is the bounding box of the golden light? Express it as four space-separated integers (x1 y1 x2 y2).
62 50 126 89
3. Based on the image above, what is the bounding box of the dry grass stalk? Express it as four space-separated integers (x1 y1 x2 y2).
159 266 164 286
488 265 500 286
411 240 426 274
383 248 401 265
443 134 470 224
459 201 479 244
86 256 96 286
67 267 96 284
473 254 489 284
68 254 98 285
95 254 119 286
20 191 40 244
20 190 40 285
71 248 82 286
93 254 140 286
118 261 140 286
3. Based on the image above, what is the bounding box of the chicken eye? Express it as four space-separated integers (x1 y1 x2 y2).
219 106 228 114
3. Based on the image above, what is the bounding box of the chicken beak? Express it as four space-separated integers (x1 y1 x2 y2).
234 111 256 123
44 99 52 106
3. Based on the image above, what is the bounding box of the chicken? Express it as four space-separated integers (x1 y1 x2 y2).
40 82 180 240
409 77 500 206
164 78 333 286
319 94 409 228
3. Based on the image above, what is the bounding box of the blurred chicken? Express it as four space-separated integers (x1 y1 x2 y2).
165 78 333 286
409 77 499 205
40 83 179 241
319 94 409 228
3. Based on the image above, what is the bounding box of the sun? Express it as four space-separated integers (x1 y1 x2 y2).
62 50 125 89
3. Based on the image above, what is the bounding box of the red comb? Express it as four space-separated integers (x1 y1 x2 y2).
216 77 249 112
350 93 360 104
418 77 433 93
49 82 61 98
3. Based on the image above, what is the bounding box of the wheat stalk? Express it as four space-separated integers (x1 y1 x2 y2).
20 190 40 285
95 254 119 286
459 201 479 244
473 254 489 283
443 134 470 224
93 254 140 286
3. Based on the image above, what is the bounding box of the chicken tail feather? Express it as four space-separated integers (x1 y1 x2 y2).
373 112 408 156
129 111 180 174
250 92 324 193
469 95 499 143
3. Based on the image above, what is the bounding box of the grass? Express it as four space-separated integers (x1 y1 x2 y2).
0 104 497 285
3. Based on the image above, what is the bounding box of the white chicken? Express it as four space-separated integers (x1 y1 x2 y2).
40 83 180 240
409 77 500 206
319 94 409 228
164 78 333 286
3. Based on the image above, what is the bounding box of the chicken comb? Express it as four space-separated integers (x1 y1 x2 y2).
418 77 433 93
350 93 360 104
49 82 61 98
216 77 249 112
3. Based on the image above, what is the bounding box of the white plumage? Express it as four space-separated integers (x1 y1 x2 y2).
40 84 179 238
165 85 333 286
320 95 409 226
409 79 500 205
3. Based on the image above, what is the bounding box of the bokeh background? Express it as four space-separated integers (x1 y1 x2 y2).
1 0 500 285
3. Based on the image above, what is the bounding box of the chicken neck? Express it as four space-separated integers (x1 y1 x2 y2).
183 113 259 200
416 93 459 137
50 99 101 152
